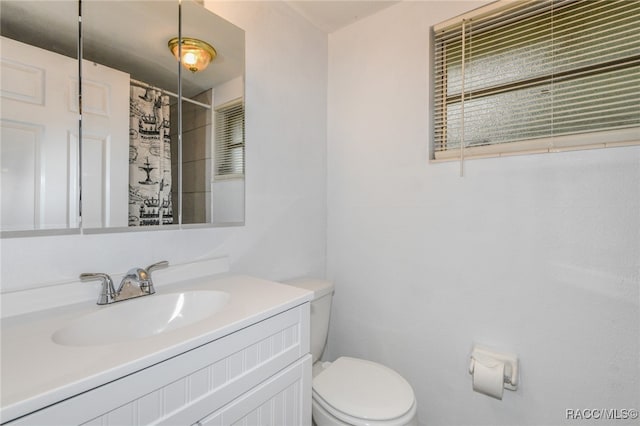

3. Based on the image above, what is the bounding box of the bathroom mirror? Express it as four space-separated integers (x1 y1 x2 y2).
0 0 245 235
179 0 246 226
81 0 181 229
81 0 245 230
0 0 80 234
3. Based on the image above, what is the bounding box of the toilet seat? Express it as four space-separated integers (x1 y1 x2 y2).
312 357 416 425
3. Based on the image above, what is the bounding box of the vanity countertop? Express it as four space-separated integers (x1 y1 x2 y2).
0 274 312 423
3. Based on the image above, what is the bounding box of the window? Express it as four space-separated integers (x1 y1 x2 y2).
432 0 640 161
214 100 245 178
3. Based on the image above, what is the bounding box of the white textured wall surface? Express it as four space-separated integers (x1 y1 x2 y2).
326 2 639 425
0 1 327 292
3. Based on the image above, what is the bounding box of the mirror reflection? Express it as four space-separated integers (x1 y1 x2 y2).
82 0 180 228
0 0 245 235
1 0 80 233
83 0 245 229
181 0 245 225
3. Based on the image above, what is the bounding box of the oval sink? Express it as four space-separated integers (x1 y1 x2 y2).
52 291 230 347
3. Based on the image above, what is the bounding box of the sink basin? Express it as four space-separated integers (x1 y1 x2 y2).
52 291 230 347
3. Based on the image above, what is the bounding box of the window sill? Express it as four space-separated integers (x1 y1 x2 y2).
431 128 640 162
213 174 244 181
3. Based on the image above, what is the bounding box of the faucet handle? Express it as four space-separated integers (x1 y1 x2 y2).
80 272 116 305
146 260 169 273
141 260 169 294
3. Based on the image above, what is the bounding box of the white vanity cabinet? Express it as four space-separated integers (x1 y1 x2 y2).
6 304 311 426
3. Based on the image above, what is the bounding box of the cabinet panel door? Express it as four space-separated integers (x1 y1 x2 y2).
197 355 312 426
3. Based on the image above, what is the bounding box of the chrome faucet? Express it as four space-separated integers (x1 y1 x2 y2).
79 272 116 305
80 261 169 305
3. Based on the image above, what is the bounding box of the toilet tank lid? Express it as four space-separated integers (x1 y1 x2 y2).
283 278 334 299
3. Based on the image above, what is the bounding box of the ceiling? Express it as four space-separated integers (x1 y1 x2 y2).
285 1 401 33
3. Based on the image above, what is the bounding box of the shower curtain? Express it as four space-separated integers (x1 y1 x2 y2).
128 84 173 226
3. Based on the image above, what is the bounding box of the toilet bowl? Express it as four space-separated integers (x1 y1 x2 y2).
284 279 418 426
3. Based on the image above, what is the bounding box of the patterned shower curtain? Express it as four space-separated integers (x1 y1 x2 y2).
129 85 173 226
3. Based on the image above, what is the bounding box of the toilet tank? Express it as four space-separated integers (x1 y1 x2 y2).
283 278 334 363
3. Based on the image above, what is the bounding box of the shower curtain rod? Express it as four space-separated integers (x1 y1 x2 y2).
130 78 211 110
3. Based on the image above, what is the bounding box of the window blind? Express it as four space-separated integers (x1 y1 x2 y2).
432 0 640 161
214 100 244 178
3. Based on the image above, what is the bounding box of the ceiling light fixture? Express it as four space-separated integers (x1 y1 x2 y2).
168 37 217 73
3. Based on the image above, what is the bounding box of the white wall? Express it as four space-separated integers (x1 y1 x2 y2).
213 75 244 108
326 2 639 426
1 1 327 292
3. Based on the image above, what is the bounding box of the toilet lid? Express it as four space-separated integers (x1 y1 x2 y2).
313 357 415 421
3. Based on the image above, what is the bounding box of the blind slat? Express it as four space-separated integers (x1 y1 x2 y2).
214 101 245 177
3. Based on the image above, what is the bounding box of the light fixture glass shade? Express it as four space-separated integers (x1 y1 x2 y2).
168 37 217 73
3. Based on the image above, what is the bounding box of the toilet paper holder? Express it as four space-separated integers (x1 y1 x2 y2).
468 345 519 391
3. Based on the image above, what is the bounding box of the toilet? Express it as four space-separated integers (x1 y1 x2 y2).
285 279 418 426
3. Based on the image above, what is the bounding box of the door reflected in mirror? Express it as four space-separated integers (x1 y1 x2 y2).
0 0 80 234
0 0 245 236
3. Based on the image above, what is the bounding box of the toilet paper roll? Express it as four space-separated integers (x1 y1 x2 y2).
472 358 505 400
